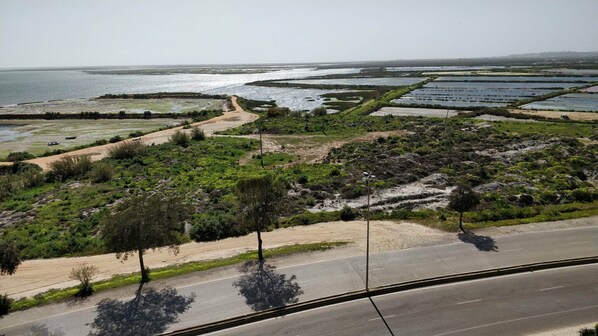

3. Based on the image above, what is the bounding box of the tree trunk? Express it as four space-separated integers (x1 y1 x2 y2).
257 230 264 261
259 130 264 168
138 247 148 283
459 210 465 233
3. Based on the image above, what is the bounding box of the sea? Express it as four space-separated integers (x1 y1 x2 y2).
0 67 360 110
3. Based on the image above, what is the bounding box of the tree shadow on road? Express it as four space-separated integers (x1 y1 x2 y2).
458 231 498 252
233 260 303 311
87 284 195 336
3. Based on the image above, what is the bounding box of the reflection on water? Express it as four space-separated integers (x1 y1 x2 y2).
87 284 195 336
233 261 303 311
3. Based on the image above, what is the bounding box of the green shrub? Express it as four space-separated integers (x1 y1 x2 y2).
170 130 191 147
108 135 122 143
0 176 18 201
340 184 367 199
108 140 147 159
47 155 93 182
311 106 327 116
340 205 357 221
128 131 144 138
190 213 236 242
266 107 290 118
0 293 12 317
297 175 308 184
571 188 597 202
6 151 34 162
20 170 45 188
191 126 206 141
578 327 596 336
90 162 114 183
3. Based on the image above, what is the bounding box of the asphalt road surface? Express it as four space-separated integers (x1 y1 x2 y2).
206 264 598 336
1 225 596 335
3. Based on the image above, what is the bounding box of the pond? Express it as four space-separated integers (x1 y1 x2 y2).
521 93 598 112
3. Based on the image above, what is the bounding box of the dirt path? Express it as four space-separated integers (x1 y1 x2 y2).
2 215 596 299
23 96 258 170
238 130 409 165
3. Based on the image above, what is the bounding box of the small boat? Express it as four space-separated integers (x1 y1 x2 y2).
65 136 77 140
48 141 60 146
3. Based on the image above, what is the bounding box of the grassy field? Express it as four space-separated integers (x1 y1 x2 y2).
0 119 183 159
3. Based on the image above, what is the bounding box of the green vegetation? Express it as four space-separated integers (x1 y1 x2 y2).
248 152 296 167
9 242 347 312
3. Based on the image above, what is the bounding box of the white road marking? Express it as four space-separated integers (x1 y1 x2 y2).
569 241 589 245
434 257 456 262
539 286 563 291
456 299 482 305
502 248 523 252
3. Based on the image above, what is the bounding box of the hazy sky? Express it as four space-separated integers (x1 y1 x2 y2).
1 0 597 68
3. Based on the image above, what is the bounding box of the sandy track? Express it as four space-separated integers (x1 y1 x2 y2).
1 220 452 299
23 96 258 170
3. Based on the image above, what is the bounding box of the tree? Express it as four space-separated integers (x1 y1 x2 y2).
447 185 480 233
0 240 20 316
0 241 20 276
235 175 286 261
100 192 189 283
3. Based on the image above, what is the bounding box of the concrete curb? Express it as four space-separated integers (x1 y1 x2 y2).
162 256 598 336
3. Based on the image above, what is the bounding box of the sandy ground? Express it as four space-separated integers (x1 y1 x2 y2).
2 215 596 300
509 109 598 121
22 96 258 170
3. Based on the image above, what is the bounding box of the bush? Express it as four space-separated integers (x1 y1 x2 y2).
170 130 191 147
20 170 45 188
90 162 114 183
578 327 596 336
129 131 144 138
69 263 98 297
6 151 34 162
297 175 308 184
0 293 12 317
266 107 290 118
190 213 236 242
0 176 19 201
191 126 206 141
47 155 93 182
311 106 328 116
108 135 122 143
340 205 357 221
340 184 367 199
108 140 147 159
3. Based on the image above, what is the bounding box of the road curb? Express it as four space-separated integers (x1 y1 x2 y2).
162 256 598 336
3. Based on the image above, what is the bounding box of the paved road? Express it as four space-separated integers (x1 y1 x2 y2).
206 264 598 336
1 225 596 335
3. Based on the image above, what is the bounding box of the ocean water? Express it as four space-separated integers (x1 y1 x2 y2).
0 67 361 108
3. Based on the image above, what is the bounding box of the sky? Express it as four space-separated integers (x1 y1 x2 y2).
0 0 597 68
